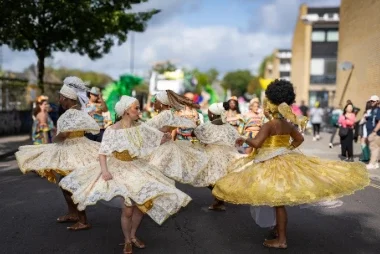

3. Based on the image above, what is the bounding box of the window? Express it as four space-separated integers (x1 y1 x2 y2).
325 59 337 75
310 58 337 84
312 31 325 42
327 30 339 41
310 59 324 75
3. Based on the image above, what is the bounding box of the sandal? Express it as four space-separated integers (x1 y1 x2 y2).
131 238 146 249
66 222 91 231
263 239 287 249
56 214 79 223
123 242 133 254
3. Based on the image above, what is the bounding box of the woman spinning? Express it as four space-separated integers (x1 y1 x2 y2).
60 95 191 254
16 76 100 230
212 79 369 249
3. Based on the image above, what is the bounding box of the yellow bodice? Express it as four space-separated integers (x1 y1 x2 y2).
261 135 291 148
67 131 85 139
113 151 135 161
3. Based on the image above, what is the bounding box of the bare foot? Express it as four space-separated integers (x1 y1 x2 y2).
56 214 79 223
263 238 287 249
66 222 91 231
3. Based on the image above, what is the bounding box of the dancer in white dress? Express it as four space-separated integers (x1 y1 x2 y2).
147 90 209 184
191 102 246 210
59 95 191 254
15 76 99 230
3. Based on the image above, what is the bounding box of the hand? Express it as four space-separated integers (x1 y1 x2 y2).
235 137 246 147
102 171 113 181
161 133 172 144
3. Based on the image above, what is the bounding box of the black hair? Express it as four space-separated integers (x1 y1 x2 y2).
343 103 354 115
365 101 372 111
224 99 241 114
265 79 296 105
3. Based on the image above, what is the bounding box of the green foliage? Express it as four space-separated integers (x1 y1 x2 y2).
153 61 177 74
222 70 254 97
0 0 159 89
45 67 113 87
258 54 274 78
247 77 261 98
102 74 143 122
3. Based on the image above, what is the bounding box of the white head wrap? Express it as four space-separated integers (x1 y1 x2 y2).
155 91 170 106
209 102 227 123
60 76 90 109
115 95 138 117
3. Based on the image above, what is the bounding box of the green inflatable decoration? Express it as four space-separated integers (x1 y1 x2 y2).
102 74 143 122
204 84 219 104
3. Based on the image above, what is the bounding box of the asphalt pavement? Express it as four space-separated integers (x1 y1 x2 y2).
0 133 379 254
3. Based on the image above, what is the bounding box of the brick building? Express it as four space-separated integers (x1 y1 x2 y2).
291 5 339 107
335 0 380 111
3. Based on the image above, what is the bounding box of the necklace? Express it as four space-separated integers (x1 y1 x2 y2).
70 104 78 109
121 120 142 148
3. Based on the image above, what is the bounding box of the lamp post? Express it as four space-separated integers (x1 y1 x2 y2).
130 32 135 74
338 61 354 107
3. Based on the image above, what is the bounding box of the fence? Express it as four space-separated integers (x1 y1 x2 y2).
0 77 61 136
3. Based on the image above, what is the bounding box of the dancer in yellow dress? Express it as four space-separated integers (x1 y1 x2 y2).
15 76 100 230
147 90 208 184
212 79 369 249
59 95 191 254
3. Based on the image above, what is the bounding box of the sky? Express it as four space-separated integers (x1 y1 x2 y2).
1 0 340 79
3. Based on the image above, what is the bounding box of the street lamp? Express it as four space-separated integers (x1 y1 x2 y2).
338 61 354 107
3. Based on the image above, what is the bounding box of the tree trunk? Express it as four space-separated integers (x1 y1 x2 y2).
37 51 45 93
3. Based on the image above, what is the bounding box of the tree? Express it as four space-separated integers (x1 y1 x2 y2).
246 77 261 98
153 61 177 74
222 70 253 97
206 68 219 84
0 0 159 91
45 67 113 87
258 54 274 78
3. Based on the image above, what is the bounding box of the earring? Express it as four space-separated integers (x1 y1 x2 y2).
211 114 214 118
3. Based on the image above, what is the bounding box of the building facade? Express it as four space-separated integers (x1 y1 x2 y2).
264 49 292 81
335 0 380 111
291 5 339 107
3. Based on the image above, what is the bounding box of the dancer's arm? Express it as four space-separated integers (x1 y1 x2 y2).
289 125 304 149
99 154 113 181
53 132 69 143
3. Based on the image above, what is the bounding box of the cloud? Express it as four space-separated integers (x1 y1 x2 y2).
248 0 341 35
131 0 203 26
3 0 340 80
2 17 291 79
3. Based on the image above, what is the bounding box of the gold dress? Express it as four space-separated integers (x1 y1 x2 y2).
146 110 209 184
191 122 246 187
15 109 100 183
59 124 191 225
212 135 370 206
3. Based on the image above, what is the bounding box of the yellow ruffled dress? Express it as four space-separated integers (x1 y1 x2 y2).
146 110 209 184
15 109 100 183
59 124 191 225
212 135 370 206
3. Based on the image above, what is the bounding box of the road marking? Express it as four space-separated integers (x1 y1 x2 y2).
370 183 380 190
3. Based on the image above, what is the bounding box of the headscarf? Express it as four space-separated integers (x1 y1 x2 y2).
60 76 89 109
208 102 227 123
115 95 138 117
155 91 170 106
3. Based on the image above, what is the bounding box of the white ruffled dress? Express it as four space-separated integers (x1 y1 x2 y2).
145 110 209 184
59 123 191 225
15 109 100 183
191 122 246 187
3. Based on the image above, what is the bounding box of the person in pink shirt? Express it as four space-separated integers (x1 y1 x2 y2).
338 103 356 161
